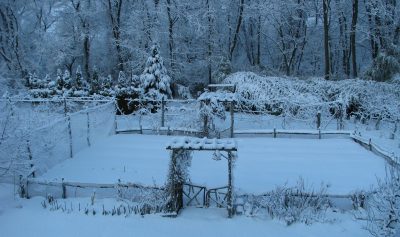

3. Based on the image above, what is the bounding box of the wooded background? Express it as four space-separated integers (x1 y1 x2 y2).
1 0 399 89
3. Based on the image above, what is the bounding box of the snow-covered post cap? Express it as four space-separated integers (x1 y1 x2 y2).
166 137 237 151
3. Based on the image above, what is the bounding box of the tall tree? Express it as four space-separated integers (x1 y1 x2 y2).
229 0 245 61
107 0 124 72
0 2 24 77
323 0 331 79
350 0 358 77
166 0 178 74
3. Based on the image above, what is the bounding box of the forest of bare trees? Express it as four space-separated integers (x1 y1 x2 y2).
0 0 399 91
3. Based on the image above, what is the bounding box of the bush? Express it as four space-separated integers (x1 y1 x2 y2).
366 168 400 237
237 178 330 225
365 44 400 82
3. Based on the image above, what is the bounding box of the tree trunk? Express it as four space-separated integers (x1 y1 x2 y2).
166 0 175 72
323 0 331 80
229 0 244 61
365 1 379 59
206 0 213 84
337 3 350 77
256 15 261 66
350 0 358 78
107 0 124 72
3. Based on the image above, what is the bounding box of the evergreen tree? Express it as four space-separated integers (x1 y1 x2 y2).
90 67 100 95
28 73 53 98
115 71 130 97
63 70 72 90
75 66 84 90
99 75 114 97
56 69 64 91
140 43 172 100
71 66 89 97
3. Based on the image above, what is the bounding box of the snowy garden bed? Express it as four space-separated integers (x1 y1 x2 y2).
33 134 387 197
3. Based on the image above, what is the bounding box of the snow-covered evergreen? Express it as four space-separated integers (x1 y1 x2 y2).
140 44 172 100
71 66 89 97
28 73 54 98
90 67 100 95
99 75 115 97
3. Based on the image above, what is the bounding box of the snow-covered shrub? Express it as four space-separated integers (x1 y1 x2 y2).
365 44 400 82
173 84 192 99
28 73 54 98
224 72 400 124
366 168 400 237
212 57 232 84
198 91 228 137
115 182 167 215
99 75 115 97
90 67 100 95
71 66 89 97
238 178 330 225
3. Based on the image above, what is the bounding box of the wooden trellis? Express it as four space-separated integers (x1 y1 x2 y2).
166 137 237 218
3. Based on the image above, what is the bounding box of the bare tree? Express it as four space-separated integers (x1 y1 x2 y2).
323 0 331 79
107 0 124 72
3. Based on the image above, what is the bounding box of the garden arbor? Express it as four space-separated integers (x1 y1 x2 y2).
166 137 237 218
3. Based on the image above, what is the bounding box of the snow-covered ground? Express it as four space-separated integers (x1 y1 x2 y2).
0 183 372 237
37 134 387 195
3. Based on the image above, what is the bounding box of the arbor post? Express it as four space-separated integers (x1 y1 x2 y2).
230 101 234 138
227 151 234 218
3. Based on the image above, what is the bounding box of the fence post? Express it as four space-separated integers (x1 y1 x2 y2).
18 175 25 198
62 178 66 199
161 98 165 127
273 128 277 138
230 101 234 138
86 112 91 147
316 111 321 130
202 100 209 137
368 138 372 151
64 99 73 158
336 104 344 130
375 116 381 130
26 138 35 178
113 99 118 134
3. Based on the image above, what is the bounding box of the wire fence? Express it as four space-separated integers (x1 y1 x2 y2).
0 99 115 183
1 97 398 183
114 99 399 138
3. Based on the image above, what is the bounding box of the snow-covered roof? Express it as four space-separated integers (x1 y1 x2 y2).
198 91 237 102
166 137 237 151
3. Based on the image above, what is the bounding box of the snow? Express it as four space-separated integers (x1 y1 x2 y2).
198 91 237 102
167 137 237 150
37 134 387 195
0 183 372 237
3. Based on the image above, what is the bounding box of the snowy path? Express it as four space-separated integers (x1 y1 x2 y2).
38 134 388 195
